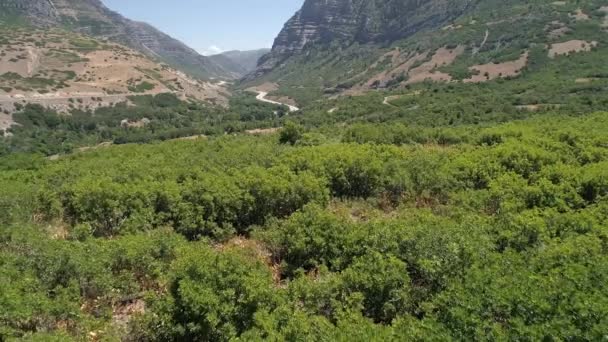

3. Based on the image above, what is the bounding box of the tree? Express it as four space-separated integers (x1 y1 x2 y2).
279 121 304 145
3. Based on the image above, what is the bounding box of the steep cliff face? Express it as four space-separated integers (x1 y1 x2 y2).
0 0 234 80
256 0 473 74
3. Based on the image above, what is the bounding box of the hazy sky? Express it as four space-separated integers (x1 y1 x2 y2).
102 0 303 55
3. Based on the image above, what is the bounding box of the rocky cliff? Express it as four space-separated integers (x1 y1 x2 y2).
255 0 473 75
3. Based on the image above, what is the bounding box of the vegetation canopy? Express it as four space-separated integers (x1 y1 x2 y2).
1 111 608 340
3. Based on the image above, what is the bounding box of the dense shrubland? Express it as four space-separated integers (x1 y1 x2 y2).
1 111 608 340
0 92 287 156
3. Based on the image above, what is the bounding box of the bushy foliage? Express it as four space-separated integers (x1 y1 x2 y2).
0 92 287 156
1 112 608 340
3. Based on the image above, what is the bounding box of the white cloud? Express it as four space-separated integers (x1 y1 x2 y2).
199 45 224 56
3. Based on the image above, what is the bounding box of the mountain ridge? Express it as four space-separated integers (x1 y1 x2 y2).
0 0 239 80
209 48 270 78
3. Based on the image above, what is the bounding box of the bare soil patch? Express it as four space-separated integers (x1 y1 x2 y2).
549 40 597 58
365 51 429 88
569 8 590 21
0 50 31 77
246 127 280 135
0 112 13 131
575 78 600 83
406 46 465 85
464 51 528 83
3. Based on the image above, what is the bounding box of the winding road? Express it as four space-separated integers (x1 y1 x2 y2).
255 91 299 112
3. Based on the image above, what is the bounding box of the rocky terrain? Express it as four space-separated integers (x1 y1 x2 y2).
0 0 240 80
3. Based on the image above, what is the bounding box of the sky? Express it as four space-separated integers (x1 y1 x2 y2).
102 0 303 55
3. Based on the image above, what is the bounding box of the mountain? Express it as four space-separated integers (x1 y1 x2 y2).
255 0 472 75
209 49 270 78
0 0 235 80
0 24 227 119
246 0 608 108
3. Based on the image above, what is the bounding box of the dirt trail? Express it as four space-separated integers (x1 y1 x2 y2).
26 47 40 77
255 91 299 112
383 96 400 106
473 30 490 55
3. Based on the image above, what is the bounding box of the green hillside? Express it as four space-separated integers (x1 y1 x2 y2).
246 0 608 107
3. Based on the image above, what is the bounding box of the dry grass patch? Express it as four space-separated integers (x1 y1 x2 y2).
365 51 429 88
405 46 465 85
549 40 597 58
464 51 529 83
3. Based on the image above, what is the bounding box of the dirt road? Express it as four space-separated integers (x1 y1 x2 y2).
255 91 299 112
